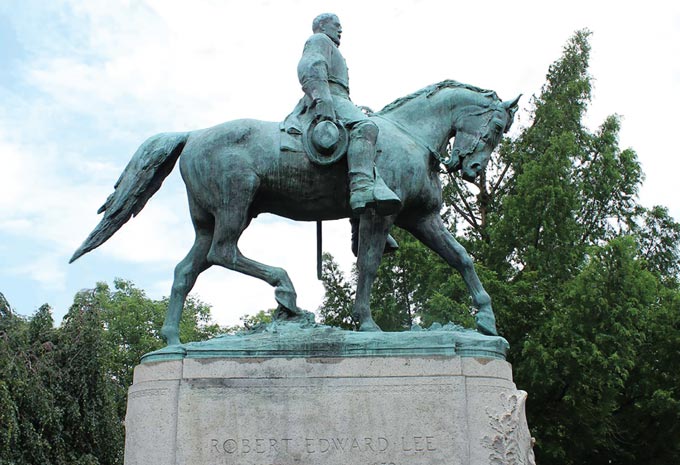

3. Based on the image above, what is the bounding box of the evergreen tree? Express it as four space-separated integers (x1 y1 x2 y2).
518 238 654 463
632 205 680 281
615 282 680 463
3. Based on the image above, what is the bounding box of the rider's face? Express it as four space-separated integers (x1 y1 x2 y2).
321 17 342 46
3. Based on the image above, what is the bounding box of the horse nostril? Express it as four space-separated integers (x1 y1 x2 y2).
470 162 481 172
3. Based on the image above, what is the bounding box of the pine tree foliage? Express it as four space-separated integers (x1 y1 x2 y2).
631 205 680 280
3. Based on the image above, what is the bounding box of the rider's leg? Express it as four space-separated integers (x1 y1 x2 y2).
347 120 401 216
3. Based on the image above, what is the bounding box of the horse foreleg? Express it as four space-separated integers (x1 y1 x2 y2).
354 210 391 331
161 228 212 345
406 214 497 336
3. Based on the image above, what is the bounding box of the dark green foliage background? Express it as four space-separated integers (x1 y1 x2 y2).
0 281 223 465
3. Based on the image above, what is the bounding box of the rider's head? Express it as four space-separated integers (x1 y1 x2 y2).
312 13 342 46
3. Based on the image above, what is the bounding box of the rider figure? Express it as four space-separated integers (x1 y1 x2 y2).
298 13 401 216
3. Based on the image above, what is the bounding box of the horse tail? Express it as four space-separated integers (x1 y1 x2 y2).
69 132 189 263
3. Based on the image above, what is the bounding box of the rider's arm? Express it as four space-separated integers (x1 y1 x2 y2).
297 33 335 120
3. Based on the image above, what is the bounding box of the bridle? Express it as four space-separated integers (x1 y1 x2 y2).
373 103 504 173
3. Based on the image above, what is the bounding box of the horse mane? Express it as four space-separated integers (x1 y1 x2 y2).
377 79 500 114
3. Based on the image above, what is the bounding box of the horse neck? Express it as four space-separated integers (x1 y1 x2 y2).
381 88 486 152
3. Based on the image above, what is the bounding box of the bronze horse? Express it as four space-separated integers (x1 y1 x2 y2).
71 80 519 345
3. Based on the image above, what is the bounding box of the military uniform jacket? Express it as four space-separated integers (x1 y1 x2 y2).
295 33 367 125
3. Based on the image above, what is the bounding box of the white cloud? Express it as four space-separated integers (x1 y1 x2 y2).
10 252 67 291
0 134 112 252
0 139 28 209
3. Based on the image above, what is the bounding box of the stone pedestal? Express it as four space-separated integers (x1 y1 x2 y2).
124 355 534 465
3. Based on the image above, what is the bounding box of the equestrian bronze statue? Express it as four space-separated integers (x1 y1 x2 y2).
70 13 520 345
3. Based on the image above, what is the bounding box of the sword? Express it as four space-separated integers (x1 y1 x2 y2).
316 221 323 280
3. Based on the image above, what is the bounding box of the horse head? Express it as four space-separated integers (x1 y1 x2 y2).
449 94 521 181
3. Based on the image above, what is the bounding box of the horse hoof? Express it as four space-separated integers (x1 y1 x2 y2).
274 288 299 316
273 304 303 321
161 325 181 346
475 311 498 336
358 320 383 332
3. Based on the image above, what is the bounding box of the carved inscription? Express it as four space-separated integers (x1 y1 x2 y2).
209 435 438 463
211 438 293 455
128 388 168 399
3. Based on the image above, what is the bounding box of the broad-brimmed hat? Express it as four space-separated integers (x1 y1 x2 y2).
303 118 349 165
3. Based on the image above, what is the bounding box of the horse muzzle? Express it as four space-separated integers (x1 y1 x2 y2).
461 162 482 182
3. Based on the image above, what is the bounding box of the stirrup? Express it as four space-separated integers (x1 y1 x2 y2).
373 171 401 216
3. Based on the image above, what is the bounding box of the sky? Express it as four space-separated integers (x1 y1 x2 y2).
1 0 679 328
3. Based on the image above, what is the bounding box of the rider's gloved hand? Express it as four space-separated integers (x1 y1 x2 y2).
314 98 335 121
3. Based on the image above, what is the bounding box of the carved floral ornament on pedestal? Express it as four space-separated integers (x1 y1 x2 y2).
482 391 536 465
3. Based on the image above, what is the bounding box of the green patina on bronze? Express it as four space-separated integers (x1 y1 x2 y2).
141 318 509 363
70 13 520 353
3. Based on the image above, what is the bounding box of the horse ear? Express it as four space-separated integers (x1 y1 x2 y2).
502 94 522 132
502 94 521 110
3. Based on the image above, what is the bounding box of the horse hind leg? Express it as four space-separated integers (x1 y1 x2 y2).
207 209 301 319
161 204 213 345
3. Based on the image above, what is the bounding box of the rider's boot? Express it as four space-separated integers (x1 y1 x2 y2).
348 122 401 216
350 218 399 257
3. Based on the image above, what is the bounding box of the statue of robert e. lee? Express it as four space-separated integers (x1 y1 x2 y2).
292 12 400 254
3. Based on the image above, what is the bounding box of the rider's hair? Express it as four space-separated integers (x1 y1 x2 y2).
312 13 337 33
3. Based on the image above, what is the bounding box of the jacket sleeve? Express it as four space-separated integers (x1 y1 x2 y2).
297 34 333 112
